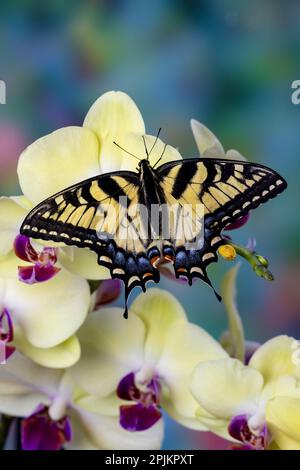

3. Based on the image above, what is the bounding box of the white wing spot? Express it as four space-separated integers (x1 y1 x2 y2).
202 252 214 262
211 236 222 246
190 266 204 275
113 268 125 275
128 276 140 287
233 209 241 216
99 255 112 264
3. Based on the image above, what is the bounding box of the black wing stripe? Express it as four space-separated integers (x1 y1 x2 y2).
81 182 99 204
98 176 130 202
171 161 198 199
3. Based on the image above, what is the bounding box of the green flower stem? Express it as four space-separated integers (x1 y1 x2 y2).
227 241 274 281
220 264 245 362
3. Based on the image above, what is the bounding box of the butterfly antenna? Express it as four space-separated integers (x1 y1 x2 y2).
142 135 150 161
148 127 162 158
113 141 142 161
153 142 167 169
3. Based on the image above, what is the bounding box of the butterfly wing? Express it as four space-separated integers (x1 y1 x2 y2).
20 171 161 315
21 171 139 248
20 157 287 315
157 157 287 288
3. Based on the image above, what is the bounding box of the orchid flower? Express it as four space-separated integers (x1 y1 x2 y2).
191 119 247 162
67 288 228 433
0 352 163 450
191 335 300 450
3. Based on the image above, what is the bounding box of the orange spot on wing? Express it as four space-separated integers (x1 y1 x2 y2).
143 272 153 279
150 256 160 266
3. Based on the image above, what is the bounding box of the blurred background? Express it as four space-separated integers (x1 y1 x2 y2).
0 0 299 450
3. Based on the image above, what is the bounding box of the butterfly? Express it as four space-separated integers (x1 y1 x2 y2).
20 137 287 317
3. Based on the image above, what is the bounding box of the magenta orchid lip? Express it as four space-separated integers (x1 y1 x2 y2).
229 414 269 450
14 234 60 284
117 372 162 431
21 405 72 451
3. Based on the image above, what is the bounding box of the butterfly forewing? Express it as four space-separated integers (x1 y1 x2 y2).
21 171 138 247
157 158 287 284
158 158 287 230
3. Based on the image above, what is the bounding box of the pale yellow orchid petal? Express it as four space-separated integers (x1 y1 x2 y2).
0 351 62 389
1 256 90 348
0 252 24 277
190 358 263 419
158 321 227 428
17 126 101 204
13 327 81 368
0 393 49 417
68 307 145 396
249 336 300 384
59 246 110 280
190 119 225 157
162 395 226 432
10 195 33 211
272 376 300 400
75 393 120 416
0 197 28 257
130 288 187 365
0 352 62 414
226 149 247 161
66 408 163 450
83 91 145 173
267 396 300 450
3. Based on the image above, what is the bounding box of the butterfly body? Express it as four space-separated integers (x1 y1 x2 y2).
138 159 166 207
20 156 287 317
